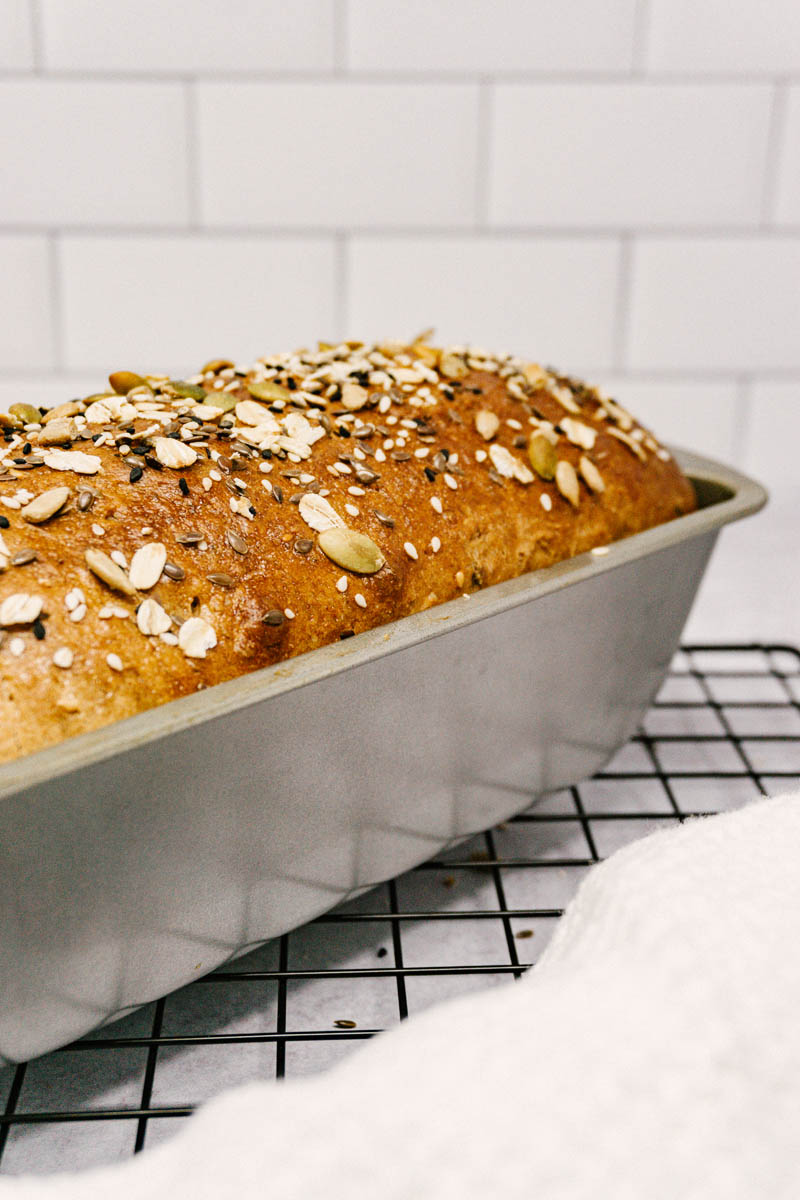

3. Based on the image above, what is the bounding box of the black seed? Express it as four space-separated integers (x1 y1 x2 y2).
339 630 355 640
144 456 163 471
33 620 45 640
163 562 185 581
337 425 351 438
0 515 8 528
377 947 388 958
129 465 143 483
179 477 190 496
22 443 31 455
260 448 272 459
424 467 436 482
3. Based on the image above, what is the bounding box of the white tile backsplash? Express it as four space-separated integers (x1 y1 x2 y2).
646 0 800 74
197 83 479 228
60 235 337 371
597 378 741 462
0 236 53 369
0 82 188 226
40 0 335 72
775 87 800 226
745 381 800 487
490 84 772 228
0 0 34 70
0 1 797 477
347 236 620 367
627 238 800 370
346 0 638 73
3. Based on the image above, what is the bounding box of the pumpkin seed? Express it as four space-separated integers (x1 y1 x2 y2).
85 548 137 596
169 380 207 401
8 403 41 426
528 433 557 481
317 527 384 575
579 455 605 494
555 460 580 507
109 371 150 396
21 485 70 524
202 392 238 414
247 379 292 404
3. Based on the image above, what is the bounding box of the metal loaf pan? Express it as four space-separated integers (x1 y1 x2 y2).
0 450 766 1063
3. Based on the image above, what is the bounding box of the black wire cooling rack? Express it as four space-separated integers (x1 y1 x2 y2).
1 643 799 1175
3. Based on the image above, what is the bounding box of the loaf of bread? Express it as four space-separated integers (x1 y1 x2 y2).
0 339 695 764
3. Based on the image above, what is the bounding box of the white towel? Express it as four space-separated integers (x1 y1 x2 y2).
4 791 800 1200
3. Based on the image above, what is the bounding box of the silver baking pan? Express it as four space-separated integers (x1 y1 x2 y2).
0 449 766 1064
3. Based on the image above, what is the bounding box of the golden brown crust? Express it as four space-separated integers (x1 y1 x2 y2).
0 342 695 764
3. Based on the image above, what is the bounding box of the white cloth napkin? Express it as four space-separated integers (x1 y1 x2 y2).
4 790 800 1200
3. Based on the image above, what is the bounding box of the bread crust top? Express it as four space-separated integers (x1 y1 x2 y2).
0 339 695 764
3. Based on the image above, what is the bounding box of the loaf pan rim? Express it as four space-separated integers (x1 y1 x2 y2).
0 448 766 800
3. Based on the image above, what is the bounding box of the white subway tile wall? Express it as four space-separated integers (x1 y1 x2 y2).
0 1 797 482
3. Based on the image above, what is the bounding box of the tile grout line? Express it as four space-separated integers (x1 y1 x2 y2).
760 79 790 226
612 234 634 371
334 231 349 341
46 232 64 373
630 0 652 76
183 79 201 229
474 78 492 228
28 0 43 73
333 0 348 74
732 377 754 467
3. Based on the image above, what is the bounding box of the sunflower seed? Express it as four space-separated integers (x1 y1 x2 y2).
207 572 236 589
10 549 36 567
226 530 248 555
176 531 203 545
109 370 149 395
579 455 605 494
528 433 558 481
262 608 285 626
163 561 185 581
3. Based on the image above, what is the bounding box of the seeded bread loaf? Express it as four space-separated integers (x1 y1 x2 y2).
0 339 696 764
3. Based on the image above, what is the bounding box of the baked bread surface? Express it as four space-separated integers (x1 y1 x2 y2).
0 340 696 764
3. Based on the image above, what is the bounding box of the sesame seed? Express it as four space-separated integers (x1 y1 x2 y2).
539 493 553 512
414 447 429 458
443 473 458 490
430 496 443 514
404 542 418 560
284 608 295 619
431 536 441 553
336 576 348 593
9 637 24 657
354 593 367 608
591 545 610 556
475 449 487 463
347 486 366 496
91 523 105 536
106 653 123 672
69 603 87 622
345 503 359 517
53 647 73 669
